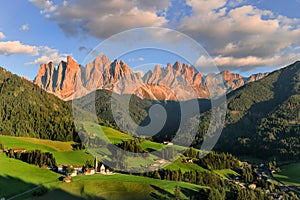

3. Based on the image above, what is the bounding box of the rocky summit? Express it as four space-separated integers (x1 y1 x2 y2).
34 54 268 101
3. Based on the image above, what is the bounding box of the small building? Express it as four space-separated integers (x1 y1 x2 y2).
100 164 106 174
69 169 78 177
12 148 26 153
57 165 64 173
84 169 95 176
63 177 71 183
248 184 256 190
73 166 83 173
163 141 173 146
186 158 195 163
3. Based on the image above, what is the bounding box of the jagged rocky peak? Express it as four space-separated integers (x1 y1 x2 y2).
34 54 270 101
167 63 172 71
249 72 269 82
171 61 182 76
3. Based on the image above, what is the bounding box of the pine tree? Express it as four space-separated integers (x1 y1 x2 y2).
174 185 181 200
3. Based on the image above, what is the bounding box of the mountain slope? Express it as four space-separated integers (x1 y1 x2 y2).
34 54 268 101
0 67 78 142
211 61 300 160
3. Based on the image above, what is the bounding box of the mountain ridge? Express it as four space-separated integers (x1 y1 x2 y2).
34 54 269 101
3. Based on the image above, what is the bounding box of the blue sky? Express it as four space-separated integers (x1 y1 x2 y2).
0 0 300 79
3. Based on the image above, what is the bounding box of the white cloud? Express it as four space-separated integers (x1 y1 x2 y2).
20 24 30 32
178 1 300 68
0 39 66 65
28 0 56 14
0 41 39 55
28 0 300 70
0 32 5 39
26 46 68 65
28 0 52 8
128 57 145 62
32 0 169 38
186 0 226 13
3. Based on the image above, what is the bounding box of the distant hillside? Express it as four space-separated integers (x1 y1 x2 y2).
73 89 211 140
0 67 78 142
207 61 300 160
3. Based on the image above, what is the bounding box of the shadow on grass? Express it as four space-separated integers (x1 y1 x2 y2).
31 188 106 200
150 184 174 199
180 186 208 200
0 175 47 199
0 175 103 200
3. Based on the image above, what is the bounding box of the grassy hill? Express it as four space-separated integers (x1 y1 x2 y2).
203 61 300 161
32 174 206 200
0 67 78 142
0 154 60 199
0 135 94 165
0 152 207 200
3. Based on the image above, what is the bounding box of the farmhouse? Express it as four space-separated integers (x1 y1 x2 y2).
163 141 173 146
12 148 26 153
186 158 196 163
84 168 95 176
69 169 78 177
63 177 71 183
248 184 257 190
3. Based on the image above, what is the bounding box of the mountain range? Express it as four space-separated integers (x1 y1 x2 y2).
34 54 268 101
1 55 299 161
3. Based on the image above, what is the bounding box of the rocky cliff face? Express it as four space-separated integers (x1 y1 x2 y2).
34 54 269 100
34 56 84 99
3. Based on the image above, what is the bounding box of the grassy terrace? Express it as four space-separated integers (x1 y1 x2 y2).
32 173 207 200
0 135 94 165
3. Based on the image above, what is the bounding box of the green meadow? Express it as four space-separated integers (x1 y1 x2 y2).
0 135 94 165
82 121 133 144
274 163 300 186
0 154 60 199
32 173 206 200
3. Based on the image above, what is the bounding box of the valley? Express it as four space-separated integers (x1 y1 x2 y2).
0 58 299 199
1 124 300 199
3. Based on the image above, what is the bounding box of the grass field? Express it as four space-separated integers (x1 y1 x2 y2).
274 163 300 186
214 169 240 179
0 135 61 152
165 158 206 173
82 121 133 144
0 135 94 165
0 154 60 199
31 173 206 200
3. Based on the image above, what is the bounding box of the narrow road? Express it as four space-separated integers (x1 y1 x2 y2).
6 180 58 200
7 185 43 200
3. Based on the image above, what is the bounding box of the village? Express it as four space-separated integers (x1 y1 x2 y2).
226 162 300 200
4 143 300 199
56 158 115 183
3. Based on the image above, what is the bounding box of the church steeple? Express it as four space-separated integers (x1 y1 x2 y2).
94 157 98 172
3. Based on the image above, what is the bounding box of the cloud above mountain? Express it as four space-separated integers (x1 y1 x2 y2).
0 39 67 65
0 32 5 39
28 0 300 70
0 41 39 55
44 0 169 38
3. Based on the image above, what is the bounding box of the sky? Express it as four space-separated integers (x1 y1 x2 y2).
0 0 300 79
